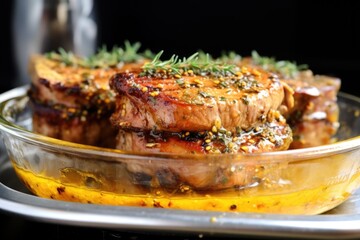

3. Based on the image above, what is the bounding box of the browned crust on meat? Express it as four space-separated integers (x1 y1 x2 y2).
31 102 117 148
284 73 340 121
290 120 339 149
29 55 143 108
116 118 292 154
110 68 286 132
240 57 341 149
120 118 292 191
28 55 145 147
283 73 340 148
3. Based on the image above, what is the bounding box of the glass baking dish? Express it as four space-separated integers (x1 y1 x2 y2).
1 86 360 215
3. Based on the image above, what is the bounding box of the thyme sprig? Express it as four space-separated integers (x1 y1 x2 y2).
251 51 308 78
219 51 242 64
45 48 79 66
45 41 153 68
140 51 239 78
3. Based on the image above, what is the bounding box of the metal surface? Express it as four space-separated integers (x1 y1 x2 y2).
1 154 360 239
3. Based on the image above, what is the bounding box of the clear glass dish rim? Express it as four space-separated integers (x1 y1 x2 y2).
1 85 360 164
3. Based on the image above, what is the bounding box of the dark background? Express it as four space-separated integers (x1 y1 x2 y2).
1 0 360 96
1 1 360 239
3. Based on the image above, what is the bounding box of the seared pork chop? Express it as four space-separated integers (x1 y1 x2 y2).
283 71 340 148
28 45 148 147
114 106 292 190
31 101 116 147
109 54 293 190
116 115 292 154
238 52 341 148
29 55 143 109
110 66 289 133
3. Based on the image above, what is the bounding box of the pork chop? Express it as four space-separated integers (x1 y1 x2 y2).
28 47 147 147
110 66 288 133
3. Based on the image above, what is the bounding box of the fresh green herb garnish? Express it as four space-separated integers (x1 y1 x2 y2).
219 51 242 64
251 51 308 78
45 40 153 68
140 51 239 78
45 48 77 66
197 50 214 62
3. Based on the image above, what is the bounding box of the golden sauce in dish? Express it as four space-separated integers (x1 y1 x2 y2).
13 160 360 215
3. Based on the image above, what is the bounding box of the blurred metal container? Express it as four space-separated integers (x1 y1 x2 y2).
12 0 97 85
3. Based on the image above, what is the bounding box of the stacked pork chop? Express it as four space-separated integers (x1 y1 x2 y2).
28 44 149 147
243 51 341 149
28 49 341 151
108 54 297 190
109 54 294 155
28 49 341 190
